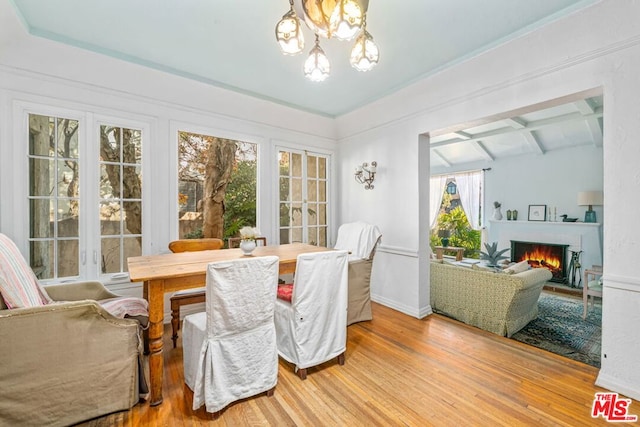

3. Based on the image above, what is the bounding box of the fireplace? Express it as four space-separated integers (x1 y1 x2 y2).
510 240 568 283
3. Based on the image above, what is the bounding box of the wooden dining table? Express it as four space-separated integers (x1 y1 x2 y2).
127 242 332 406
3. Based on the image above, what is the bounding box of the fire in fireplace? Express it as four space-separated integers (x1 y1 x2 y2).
510 240 568 283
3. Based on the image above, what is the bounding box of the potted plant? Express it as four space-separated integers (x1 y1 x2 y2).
479 242 509 267
239 226 259 255
492 201 503 220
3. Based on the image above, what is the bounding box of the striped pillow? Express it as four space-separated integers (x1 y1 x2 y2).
0 233 48 309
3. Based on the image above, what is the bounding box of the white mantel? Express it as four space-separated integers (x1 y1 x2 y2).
486 220 603 275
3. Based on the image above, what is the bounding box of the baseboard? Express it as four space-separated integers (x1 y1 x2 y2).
596 372 640 401
371 294 432 319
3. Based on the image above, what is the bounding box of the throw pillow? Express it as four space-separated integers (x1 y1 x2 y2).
277 283 293 302
504 260 530 275
0 233 48 309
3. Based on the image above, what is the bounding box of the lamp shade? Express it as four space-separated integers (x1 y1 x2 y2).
577 191 603 207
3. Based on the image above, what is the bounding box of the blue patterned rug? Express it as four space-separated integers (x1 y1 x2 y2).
511 291 602 367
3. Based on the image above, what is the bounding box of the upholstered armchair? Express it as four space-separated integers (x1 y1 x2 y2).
0 233 148 427
334 221 382 325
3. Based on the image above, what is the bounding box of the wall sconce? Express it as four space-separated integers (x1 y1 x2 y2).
354 161 377 190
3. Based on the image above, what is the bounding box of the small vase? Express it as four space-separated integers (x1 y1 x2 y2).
512 210 518 221
240 239 256 256
492 207 503 221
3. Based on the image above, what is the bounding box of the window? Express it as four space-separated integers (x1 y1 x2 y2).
278 149 328 246
99 125 143 274
177 131 257 241
28 114 80 279
25 109 148 282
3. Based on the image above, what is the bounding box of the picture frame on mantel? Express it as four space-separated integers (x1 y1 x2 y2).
528 204 547 221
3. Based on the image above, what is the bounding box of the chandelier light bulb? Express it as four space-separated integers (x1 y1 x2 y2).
330 0 364 41
275 3 305 55
350 28 379 71
304 35 331 82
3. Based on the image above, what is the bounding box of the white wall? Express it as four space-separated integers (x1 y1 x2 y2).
336 0 640 400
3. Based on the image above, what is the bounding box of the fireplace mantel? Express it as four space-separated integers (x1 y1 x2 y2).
486 220 603 275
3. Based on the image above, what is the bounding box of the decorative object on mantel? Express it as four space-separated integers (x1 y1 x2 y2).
506 210 512 221
560 214 578 222
512 209 518 221
437 229 450 247
239 226 260 255
478 241 510 267
528 204 547 222
578 191 603 223
354 161 377 189
492 201 503 220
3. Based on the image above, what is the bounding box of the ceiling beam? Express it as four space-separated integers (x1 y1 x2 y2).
586 118 603 147
451 131 472 140
432 149 451 167
430 108 603 149
471 140 494 161
522 132 544 155
502 117 526 129
574 99 595 115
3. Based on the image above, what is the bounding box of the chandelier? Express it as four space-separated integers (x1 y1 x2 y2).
275 0 380 82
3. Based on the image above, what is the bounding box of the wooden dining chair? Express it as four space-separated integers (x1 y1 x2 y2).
228 236 267 248
168 238 224 348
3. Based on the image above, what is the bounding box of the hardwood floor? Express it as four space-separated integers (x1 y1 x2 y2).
78 303 637 426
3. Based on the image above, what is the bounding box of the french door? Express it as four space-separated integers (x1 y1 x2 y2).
277 148 329 247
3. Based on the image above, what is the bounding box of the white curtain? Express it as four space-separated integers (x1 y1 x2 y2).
455 171 482 230
429 175 448 229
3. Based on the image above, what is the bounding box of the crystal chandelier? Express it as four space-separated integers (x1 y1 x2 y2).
275 0 379 81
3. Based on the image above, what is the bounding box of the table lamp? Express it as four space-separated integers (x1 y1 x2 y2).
578 191 603 223
438 229 451 247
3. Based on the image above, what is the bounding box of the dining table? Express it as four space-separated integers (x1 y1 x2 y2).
127 242 332 406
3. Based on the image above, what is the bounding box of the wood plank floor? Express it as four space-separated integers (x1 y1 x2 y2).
78 303 638 426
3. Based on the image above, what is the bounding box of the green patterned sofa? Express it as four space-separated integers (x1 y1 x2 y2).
430 261 552 337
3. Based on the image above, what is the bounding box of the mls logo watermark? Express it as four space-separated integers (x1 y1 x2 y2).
591 392 638 422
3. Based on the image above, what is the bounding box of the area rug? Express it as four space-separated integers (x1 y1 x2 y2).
511 291 602 368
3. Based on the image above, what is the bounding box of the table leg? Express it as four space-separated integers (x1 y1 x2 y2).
435 248 444 260
147 279 165 406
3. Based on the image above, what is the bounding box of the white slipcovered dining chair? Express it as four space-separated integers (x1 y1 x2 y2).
334 221 382 325
274 250 349 380
182 256 279 417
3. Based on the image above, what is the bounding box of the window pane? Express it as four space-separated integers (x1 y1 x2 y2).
292 203 302 226
123 237 142 271
29 114 53 156
319 181 326 202
318 204 326 225
279 152 290 176
318 157 326 179
280 203 290 227
29 199 53 238
101 237 121 274
292 153 302 177
280 228 290 244
279 177 290 201
30 240 53 279
58 239 79 277
29 158 54 196
58 201 79 237
177 131 257 241
308 203 318 225
100 126 122 162
318 226 327 247
57 160 78 197
307 227 317 246
100 202 121 235
307 179 317 202
292 227 302 243
123 201 142 234
308 155 317 178
291 178 302 202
